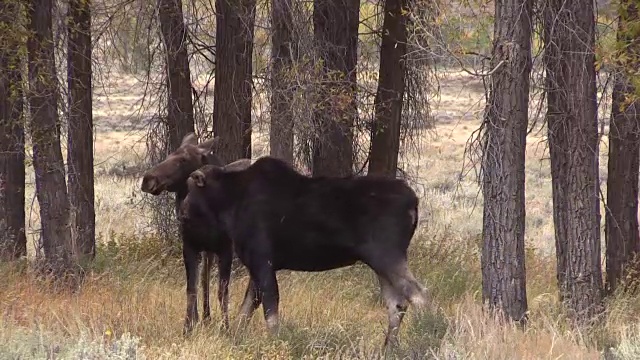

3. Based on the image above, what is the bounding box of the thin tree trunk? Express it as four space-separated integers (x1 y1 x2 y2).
269 0 296 164
368 0 409 177
27 0 74 275
158 0 196 216
158 0 195 152
480 0 532 323
0 0 26 261
67 0 95 262
543 0 603 323
605 0 640 294
213 0 255 163
312 0 359 177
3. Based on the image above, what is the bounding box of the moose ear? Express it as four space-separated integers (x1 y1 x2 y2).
190 170 206 188
198 136 220 153
181 133 198 147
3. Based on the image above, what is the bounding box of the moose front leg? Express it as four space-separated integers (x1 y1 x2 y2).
201 251 215 323
217 243 233 331
183 243 200 335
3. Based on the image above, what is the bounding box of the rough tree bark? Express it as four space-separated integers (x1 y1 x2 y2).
0 0 26 260
480 0 532 323
27 0 74 275
213 0 255 163
543 0 603 323
158 0 196 218
67 0 95 262
158 0 195 152
312 0 359 177
269 0 296 164
605 0 640 294
368 0 409 177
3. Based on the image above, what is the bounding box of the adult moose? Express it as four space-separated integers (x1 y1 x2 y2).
183 156 429 348
140 133 233 334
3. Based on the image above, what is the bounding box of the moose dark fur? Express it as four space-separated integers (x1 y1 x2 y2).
183 156 429 347
140 133 233 334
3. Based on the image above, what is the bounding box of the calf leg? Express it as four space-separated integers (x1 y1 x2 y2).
201 251 215 322
217 244 233 331
183 243 200 335
379 275 408 350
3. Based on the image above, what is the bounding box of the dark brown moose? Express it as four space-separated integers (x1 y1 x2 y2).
140 133 233 334
183 156 429 348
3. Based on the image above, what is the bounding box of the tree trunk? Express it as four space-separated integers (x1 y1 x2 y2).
367 0 409 177
158 0 195 152
480 0 532 323
312 0 359 177
67 0 95 263
605 0 640 294
213 0 255 163
158 0 196 216
27 0 73 275
0 0 26 261
269 0 296 164
543 0 603 323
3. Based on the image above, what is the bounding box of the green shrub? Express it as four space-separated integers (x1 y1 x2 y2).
62 332 144 360
608 330 640 360
0 327 144 360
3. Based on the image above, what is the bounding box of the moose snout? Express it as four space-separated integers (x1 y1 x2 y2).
141 174 158 194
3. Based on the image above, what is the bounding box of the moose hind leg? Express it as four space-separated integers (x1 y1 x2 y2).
379 275 408 350
364 252 429 310
400 266 429 309
384 260 429 309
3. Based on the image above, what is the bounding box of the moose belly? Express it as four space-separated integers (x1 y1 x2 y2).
272 239 359 272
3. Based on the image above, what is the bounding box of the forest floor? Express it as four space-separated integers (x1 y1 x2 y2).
1 68 638 359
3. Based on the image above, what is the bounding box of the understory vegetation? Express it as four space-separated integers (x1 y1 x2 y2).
2 0 636 352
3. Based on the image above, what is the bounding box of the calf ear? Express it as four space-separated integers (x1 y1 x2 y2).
190 170 206 188
198 136 221 154
181 133 198 147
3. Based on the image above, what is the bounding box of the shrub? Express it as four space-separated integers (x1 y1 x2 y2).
0 326 144 360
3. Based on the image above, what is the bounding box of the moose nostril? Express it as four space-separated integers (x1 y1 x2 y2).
141 175 155 191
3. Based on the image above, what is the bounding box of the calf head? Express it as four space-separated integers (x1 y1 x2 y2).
187 158 254 193
141 133 222 195
184 159 254 216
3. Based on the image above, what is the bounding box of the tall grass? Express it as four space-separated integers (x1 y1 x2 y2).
3 230 639 359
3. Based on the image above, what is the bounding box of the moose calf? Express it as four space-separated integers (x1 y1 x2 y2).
183 156 429 348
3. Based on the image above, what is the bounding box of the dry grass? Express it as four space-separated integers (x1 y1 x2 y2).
3 69 639 359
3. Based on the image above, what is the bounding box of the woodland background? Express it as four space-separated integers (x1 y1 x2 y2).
1 0 640 358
